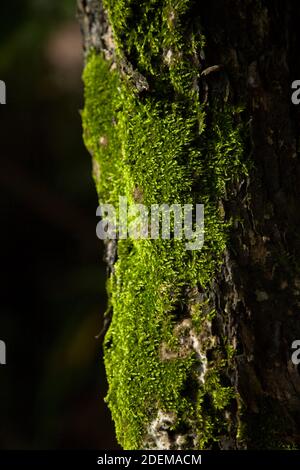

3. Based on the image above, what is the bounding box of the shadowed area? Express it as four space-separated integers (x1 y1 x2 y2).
0 0 118 449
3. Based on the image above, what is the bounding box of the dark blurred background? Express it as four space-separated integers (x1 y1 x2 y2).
0 0 118 449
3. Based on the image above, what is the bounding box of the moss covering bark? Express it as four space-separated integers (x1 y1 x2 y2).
82 0 249 450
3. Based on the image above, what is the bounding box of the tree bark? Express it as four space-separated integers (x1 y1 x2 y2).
79 0 300 449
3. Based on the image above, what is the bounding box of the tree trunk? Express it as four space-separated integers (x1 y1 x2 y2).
79 0 300 450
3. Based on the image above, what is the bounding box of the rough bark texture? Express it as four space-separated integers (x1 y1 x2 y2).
79 0 300 449
201 0 300 448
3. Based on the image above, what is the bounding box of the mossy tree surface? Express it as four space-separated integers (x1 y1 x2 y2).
79 0 300 450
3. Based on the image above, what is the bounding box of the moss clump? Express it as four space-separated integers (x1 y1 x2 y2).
82 0 247 450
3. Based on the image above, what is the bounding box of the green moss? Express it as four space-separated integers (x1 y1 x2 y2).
82 54 124 206
82 0 247 450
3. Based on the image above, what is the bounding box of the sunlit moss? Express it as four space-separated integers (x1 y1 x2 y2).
82 0 247 450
